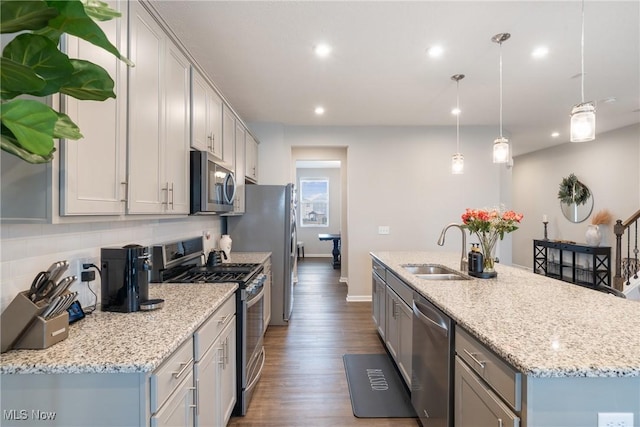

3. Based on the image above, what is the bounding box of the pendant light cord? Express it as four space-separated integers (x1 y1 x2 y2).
456 80 460 152
580 0 585 103
499 40 504 139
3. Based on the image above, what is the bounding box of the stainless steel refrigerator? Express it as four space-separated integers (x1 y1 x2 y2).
226 184 296 325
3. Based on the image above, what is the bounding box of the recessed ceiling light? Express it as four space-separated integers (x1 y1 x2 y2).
426 45 444 58
314 43 332 58
314 106 325 115
531 46 549 58
451 107 461 115
551 132 560 138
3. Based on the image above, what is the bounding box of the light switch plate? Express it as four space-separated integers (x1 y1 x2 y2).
378 226 390 235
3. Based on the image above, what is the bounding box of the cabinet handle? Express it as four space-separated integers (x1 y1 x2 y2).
225 336 230 366
188 386 197 409
195 379 200 415
463 349 486 369
169 182 174 209
218 343 225 366
218 314 231 325
498 419 503 427
162 182 170 206
172 361 191 379
120 181 128 202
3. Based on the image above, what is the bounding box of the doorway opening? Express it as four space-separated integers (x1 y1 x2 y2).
291 147 348 284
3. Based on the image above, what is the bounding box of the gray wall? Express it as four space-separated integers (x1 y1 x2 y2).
250 123 506 301
512 123 640 268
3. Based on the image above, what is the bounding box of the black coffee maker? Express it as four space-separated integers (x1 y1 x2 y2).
101 244 152 312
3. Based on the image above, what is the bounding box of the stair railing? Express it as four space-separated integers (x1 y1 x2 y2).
614 209 640 291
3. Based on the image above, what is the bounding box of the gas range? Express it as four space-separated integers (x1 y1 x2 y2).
167 263 262 284
149 237 261 286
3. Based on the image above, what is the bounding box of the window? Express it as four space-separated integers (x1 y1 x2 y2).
299 179 329 227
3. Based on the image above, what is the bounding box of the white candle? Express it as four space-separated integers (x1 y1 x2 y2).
543 214 548 222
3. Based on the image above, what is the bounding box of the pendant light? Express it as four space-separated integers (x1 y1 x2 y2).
492 33 510 164
570 0 596 142
451 74 465 175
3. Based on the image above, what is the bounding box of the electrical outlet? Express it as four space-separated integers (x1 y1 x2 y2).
378 226 390 235
598 412 634 427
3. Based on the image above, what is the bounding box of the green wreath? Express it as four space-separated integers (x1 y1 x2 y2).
558 174 591 205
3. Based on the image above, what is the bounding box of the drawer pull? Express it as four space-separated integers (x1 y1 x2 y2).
463 349 486 369
498 419 503 427
172 361 191 379
218 314 231 325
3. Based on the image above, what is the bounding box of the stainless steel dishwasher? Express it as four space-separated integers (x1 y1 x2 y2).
412 292 453 427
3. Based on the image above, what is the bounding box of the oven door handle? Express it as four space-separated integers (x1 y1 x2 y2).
247 285 265 309
245 346 266 393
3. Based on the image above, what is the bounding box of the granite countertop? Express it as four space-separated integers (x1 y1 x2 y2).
371 251 640 378
0 283 237 375
227 252 271 265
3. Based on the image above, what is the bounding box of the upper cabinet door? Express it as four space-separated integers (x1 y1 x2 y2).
127 1 164 214
222 104 236 170
60 0 127 215
163 42 191 214
245 133 258 183
191 68 223 159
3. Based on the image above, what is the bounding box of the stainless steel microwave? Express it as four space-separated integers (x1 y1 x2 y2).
190 151 236 214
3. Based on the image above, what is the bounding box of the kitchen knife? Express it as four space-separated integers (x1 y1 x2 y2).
48 261 69 287
47 275 77 302
51 292 78 318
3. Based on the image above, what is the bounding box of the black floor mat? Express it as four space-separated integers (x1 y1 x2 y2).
343 353 417 418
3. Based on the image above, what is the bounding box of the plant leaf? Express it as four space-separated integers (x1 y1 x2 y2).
0 99 57 156
60 59 115 100
45 0 134 66
81 0 121 21
1 133 55 164
0 0 58 34
2 33 75 96
0 57 47 99
53 111 83 140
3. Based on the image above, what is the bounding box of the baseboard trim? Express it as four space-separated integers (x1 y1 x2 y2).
346 295 372 302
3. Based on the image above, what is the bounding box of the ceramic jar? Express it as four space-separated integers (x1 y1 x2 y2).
219 234 232 261
585 224 602 246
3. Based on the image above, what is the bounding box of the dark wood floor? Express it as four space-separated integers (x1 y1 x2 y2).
227 258 419 427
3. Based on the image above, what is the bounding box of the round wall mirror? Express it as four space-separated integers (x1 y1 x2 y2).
560 197 594 223
558 174 593 223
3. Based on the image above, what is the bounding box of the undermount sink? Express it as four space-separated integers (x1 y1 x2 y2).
402 264 471 281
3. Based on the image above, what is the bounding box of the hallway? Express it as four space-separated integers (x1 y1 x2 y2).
227 258 419 427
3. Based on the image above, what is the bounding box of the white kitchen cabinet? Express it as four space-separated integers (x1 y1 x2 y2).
151 370 195 427
191 68 223 159
60 0 127 216
162 41 191 214
128 1 190 214
245 133 258 183
193 295 237 427
233 122 246 214
222 104 236 169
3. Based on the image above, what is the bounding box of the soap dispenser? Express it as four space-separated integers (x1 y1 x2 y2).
468 244 484 273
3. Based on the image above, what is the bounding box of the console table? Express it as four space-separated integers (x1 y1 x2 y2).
318 233 341 269
533 239 611 288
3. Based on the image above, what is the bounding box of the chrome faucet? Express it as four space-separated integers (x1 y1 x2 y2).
437 223 468 272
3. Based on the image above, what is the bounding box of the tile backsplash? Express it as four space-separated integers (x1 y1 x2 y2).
0 216 223 311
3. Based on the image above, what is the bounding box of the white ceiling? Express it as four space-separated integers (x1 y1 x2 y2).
150 0 640 156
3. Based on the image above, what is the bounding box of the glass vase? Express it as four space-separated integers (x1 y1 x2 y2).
476 231 498 272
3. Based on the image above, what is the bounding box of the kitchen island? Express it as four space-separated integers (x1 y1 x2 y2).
372 251 640 427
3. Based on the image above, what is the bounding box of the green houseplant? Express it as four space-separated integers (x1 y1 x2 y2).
0 0 132 164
